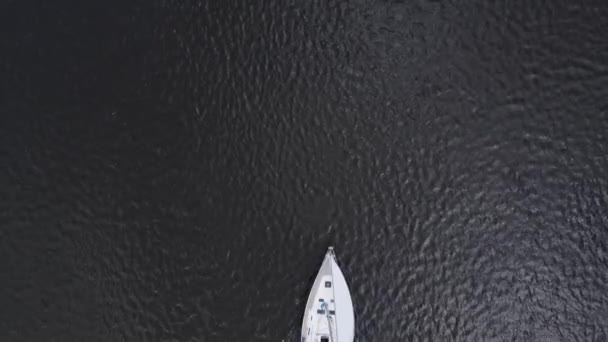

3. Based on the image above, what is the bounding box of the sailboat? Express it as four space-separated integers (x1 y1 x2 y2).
301 247 354 342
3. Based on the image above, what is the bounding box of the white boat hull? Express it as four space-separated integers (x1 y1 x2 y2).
301 247 354 342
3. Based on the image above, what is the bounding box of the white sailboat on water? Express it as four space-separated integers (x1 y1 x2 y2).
301 247 354 342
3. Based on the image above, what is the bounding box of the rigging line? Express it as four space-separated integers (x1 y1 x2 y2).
329 254 338 342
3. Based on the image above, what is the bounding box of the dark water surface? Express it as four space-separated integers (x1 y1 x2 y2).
3 1 608 341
